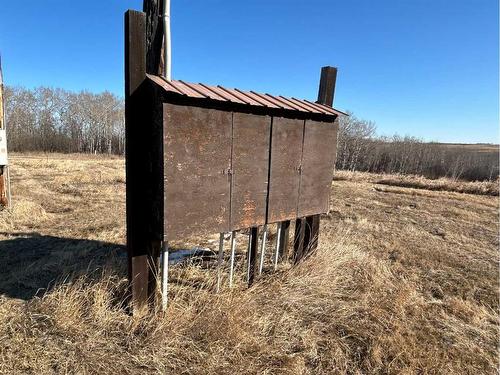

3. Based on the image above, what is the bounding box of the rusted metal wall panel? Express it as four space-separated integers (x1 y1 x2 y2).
297 120 338 217
267 117 304 223
230 113 271 230
163 104 232 240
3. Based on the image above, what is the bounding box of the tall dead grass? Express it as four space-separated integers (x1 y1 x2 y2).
0 233 497 374
0 154 497 374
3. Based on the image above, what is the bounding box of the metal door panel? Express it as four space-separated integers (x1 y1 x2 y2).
298 120 338 217
163 104 232 240
267 117 304 223
230 112 271 230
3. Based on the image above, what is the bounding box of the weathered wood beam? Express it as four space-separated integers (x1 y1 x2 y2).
316 66 337 107
293 219 305 263
306 214 320 252
125 10 146 97
277 220 290 262
143 0 165 76
125 9 152 314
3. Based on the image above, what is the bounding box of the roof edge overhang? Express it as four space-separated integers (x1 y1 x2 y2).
147 74 348 122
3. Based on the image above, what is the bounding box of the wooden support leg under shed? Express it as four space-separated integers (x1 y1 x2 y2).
294 215 320 263
247 227 259 286
294 218 306 263
128 242 161 313
306 214 320 253
276 220 290 263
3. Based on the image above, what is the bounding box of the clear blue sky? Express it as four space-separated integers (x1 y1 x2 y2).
0 0 498 143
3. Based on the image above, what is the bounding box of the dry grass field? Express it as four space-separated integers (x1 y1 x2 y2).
0 153 498 374
440 143 499 153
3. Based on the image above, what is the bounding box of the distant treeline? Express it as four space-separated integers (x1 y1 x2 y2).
5 86 124 154
337 113 499 181
4 86 498 181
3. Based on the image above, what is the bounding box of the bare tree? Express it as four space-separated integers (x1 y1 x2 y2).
5 86 125 155
336 112 376 171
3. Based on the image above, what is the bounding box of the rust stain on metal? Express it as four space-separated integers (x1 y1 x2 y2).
238 192 258 229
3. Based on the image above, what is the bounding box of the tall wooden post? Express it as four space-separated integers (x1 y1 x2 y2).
125 10 151 313
317 66 337 107
0 56 11 209
143 0 165 76
126 2 171 313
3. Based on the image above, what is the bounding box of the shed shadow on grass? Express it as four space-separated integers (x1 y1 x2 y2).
0 232 126 300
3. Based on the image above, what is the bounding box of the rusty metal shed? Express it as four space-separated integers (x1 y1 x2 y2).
144 75 345 241
124 9 345 310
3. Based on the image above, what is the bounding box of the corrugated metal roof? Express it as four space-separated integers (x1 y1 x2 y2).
148 75 347 117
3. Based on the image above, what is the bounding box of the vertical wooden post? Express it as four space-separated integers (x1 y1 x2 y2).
317 66 337 107
125 11 147 99
293 219 305 263
306 215 320 252
301 66 338 257
277 220 290 261
143 0 165 76
125 10 150 313
247 227 259 286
